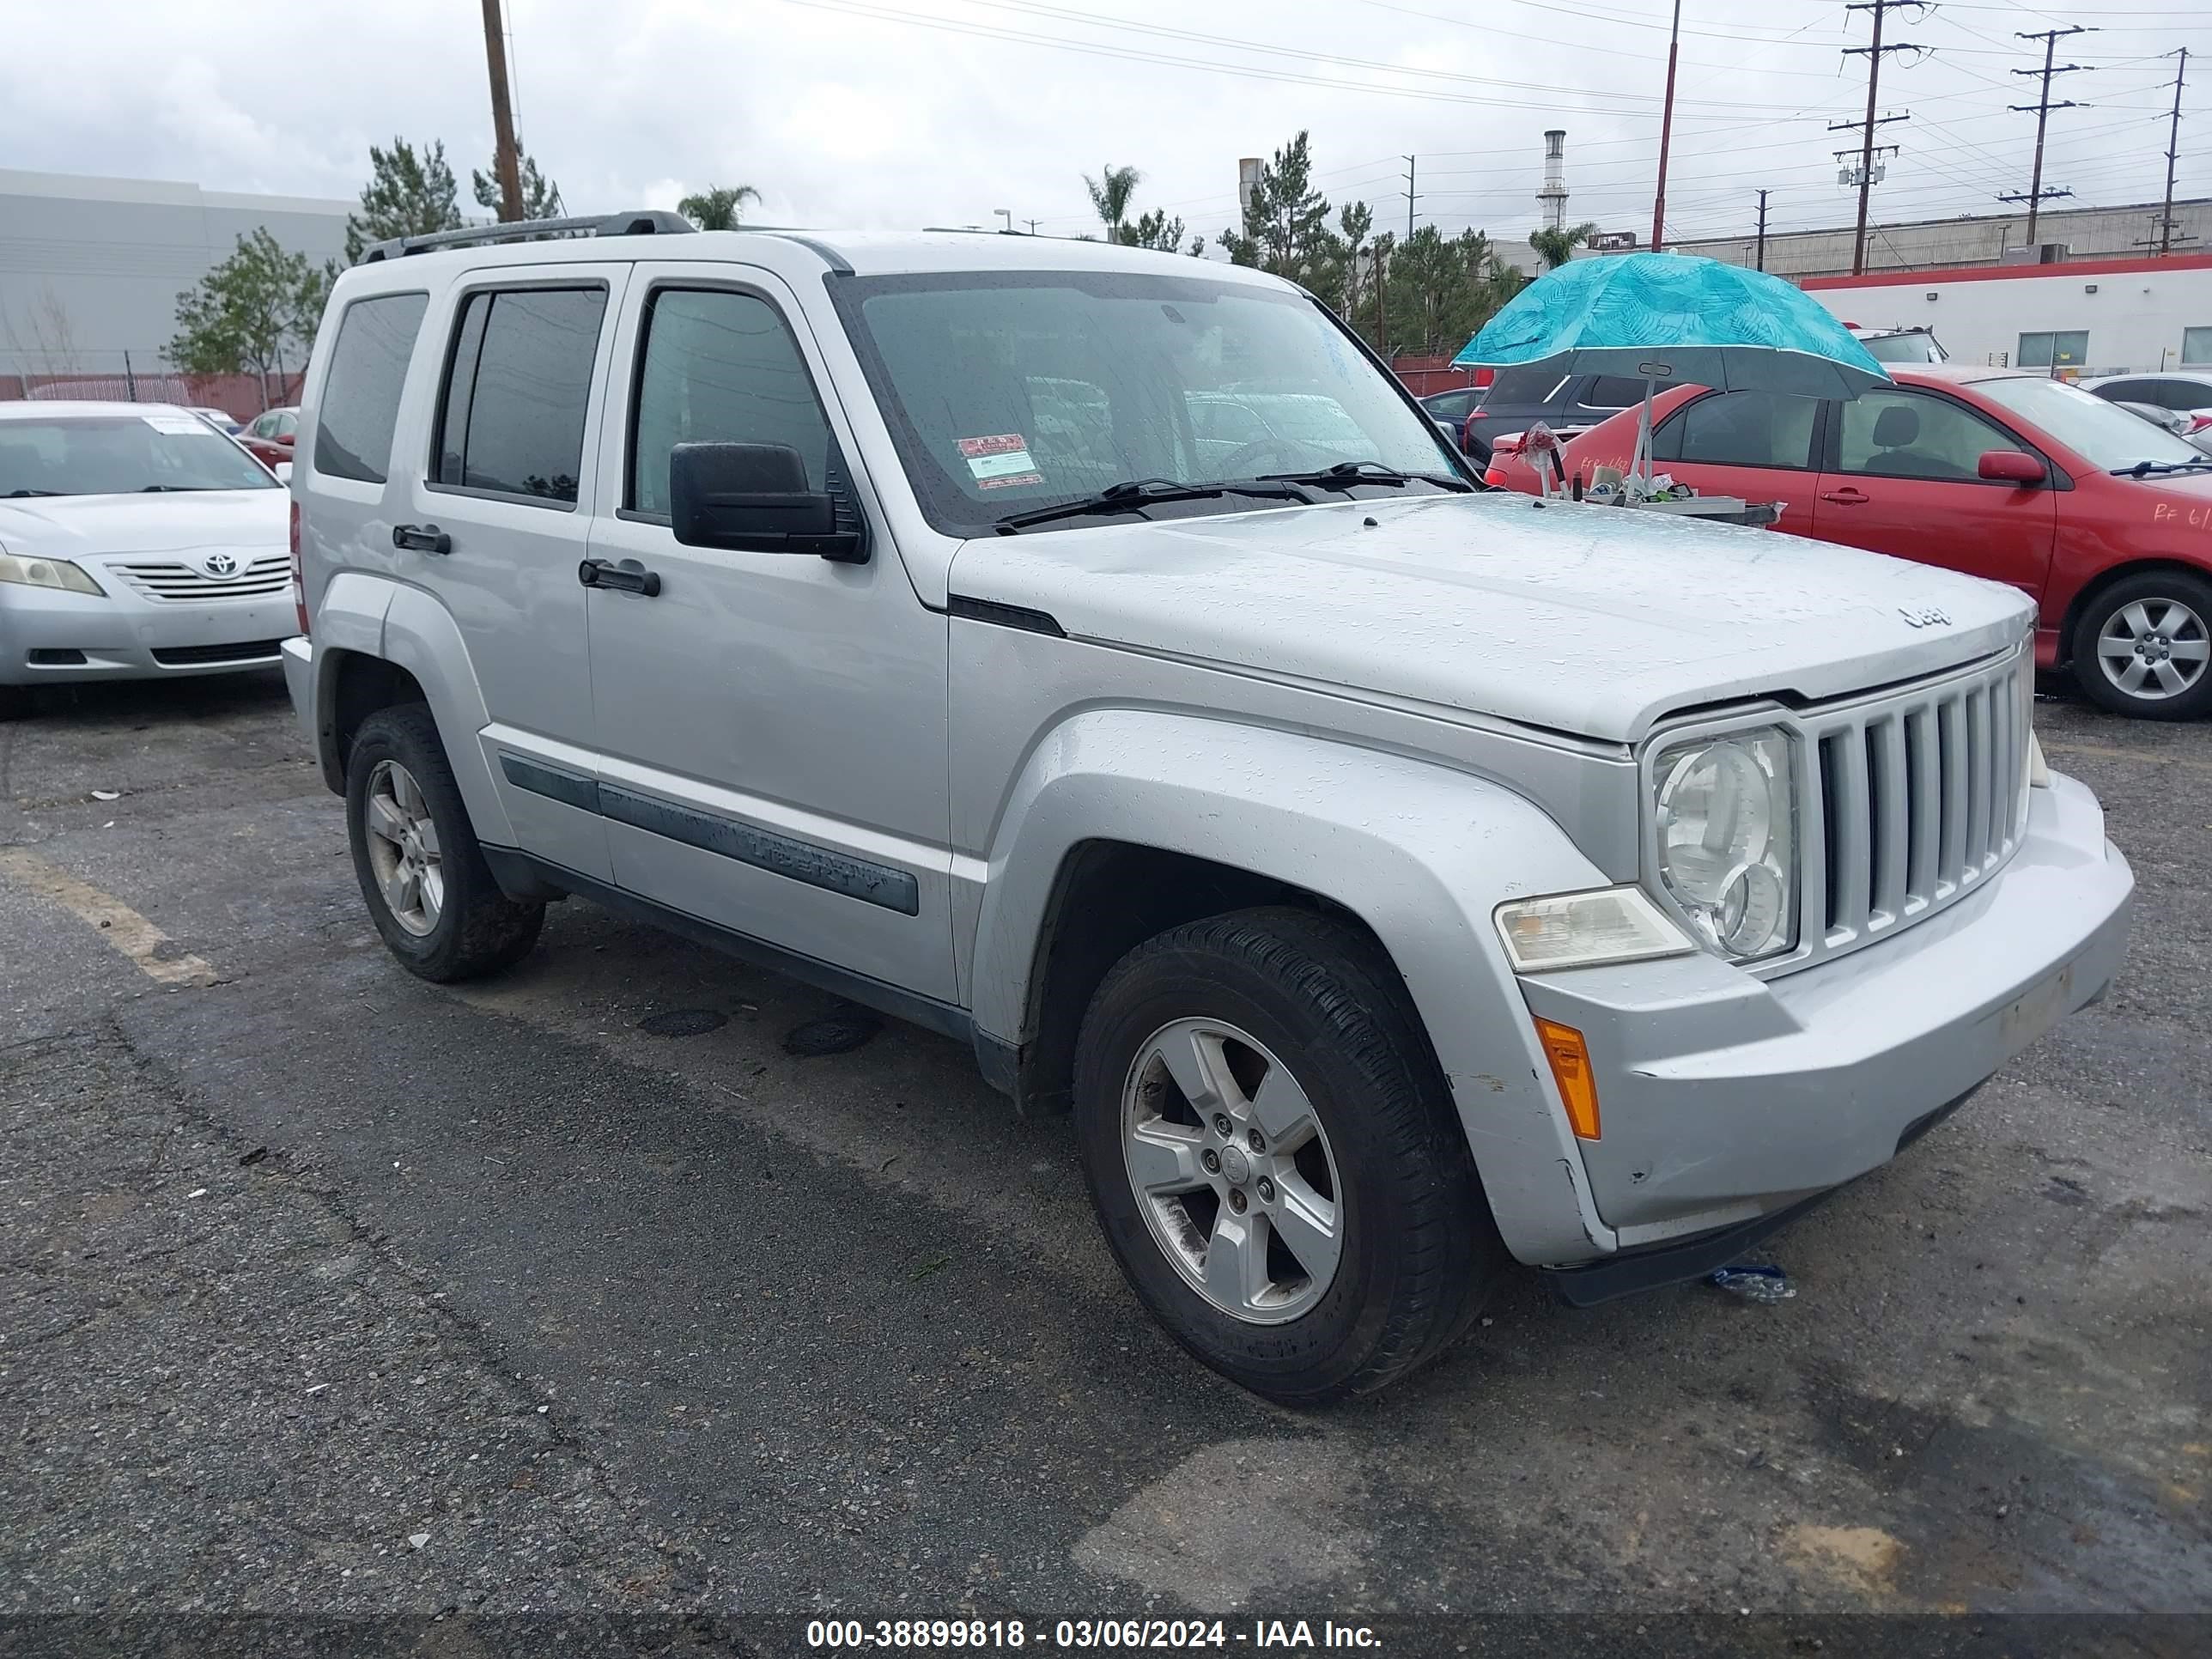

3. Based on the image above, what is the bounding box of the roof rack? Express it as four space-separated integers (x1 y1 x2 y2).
360 209 696 263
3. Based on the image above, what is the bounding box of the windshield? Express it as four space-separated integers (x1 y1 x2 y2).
1858 331 1947 365
0 413 277 496
830 270 1462 535
1973 375 2204 471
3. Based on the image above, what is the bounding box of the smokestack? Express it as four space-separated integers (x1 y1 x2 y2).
1538 129 1568 233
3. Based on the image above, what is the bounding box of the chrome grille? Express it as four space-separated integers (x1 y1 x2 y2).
112 555 289 602
1803 646 2032 964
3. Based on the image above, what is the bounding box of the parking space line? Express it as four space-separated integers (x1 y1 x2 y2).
2045 740 2212 775
0 847 217 988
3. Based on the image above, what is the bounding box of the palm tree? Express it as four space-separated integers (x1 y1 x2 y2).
1085 165 1142 244
679 185 762 230
1528 220 1599 271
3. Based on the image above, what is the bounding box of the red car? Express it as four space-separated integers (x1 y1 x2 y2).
1488 366 2212 719
237 405 299 470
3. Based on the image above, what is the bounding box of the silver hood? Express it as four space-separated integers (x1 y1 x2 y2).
0 489 288 562
949 492 2033 744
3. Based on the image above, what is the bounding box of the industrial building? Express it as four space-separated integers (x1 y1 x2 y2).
0 167 351 393
1672 198 2212 280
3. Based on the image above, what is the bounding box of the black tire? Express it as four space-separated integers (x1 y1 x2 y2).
345 703 543 981
2070 568 2212 720
1073 906 1505 1405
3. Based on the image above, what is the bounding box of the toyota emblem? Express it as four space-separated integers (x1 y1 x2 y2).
201 553 240 579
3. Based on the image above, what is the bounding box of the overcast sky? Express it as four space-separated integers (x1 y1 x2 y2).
3 0 2206 250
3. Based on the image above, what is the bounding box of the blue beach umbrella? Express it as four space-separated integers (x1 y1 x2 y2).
1455 252 1891 491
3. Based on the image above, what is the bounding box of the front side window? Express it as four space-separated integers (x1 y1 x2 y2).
629 288 836 516
0 414 278 496
434 286 607 504
831 270 1461 536
1832 390 2020 482
315 292 428 484
2017 330 2088 371
1655 390 1820 470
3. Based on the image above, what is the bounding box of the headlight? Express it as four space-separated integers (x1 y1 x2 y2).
0 552 105 596
1495 885 1695 974
1652 726 1797 962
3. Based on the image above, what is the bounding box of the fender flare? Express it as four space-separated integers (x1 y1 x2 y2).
968 708 1620 1263
308 575 514 848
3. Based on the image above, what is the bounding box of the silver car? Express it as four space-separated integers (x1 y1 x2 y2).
0 401 295 716
284 217 2134 1402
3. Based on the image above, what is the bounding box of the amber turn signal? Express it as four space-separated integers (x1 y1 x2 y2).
1534 1017 1600 1140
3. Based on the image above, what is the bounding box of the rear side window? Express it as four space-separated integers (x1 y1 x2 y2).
314 293 427 483
628 288 833 515
1482 367 1564 404
1585 374 1680 408
434 286 607 504
1655 390 1820 470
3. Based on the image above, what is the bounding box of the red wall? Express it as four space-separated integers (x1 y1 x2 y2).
0 371 302 420
1390 355 1492 395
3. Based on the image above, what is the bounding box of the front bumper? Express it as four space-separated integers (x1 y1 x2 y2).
0 583 295 684
1517 771 2132 1261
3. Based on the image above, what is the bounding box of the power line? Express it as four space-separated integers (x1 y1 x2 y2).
1838 0 1929 274
2001 26 2095 241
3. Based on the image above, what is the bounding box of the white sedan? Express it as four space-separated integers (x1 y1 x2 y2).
0 401 295 717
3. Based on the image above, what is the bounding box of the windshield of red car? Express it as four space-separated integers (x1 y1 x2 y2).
1974 375 2203 471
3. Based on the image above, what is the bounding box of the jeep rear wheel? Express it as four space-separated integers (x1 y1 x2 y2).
1073 906 1504 1404
346 704 543 981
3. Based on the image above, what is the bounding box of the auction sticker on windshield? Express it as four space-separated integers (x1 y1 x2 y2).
143 415 210 436
958 434 1043 489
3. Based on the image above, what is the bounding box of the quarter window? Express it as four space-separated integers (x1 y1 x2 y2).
1832 390 2015 483
1585 374 1681 408
1654 390 1819 469
313 292 427 484
628 288 835 516
434 286 607 504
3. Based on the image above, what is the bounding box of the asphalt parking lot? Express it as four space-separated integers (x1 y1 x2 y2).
2 670 2207 1653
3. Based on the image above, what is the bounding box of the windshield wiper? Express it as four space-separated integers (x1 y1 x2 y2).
2114 458 2212 477
3 488 64 497
1255 460 1474 494
993 477 1310 533
138 483 210 492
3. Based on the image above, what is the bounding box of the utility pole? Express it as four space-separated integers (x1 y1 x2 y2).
2000 27 2091 245
1402 155 1419 242
1753 188 1770 271
479 0 525 222
1025 217 1041 235
1838 0 1925 276
2159 47 2189 256
1652 0 1682 252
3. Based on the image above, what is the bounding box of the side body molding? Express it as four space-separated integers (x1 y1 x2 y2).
964 708 1621 1264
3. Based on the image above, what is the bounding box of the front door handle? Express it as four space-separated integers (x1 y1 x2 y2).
578 556 662 598
392 523 452 554
1819 488 1869 506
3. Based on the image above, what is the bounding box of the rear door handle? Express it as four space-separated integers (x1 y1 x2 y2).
392 523 452 554
1819 489 1869 505
578 556 662 598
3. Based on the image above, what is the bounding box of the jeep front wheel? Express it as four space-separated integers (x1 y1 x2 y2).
1073 906 1504 1404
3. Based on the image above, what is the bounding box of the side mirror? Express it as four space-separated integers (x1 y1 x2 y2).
668 441 866 562
1978 448 2045 485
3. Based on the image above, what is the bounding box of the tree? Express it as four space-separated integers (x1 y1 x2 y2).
1529 220 1598 271
344 138 463 263
679 185 762 230
170 229 327 406
1217 131 1344 298
471 142 563 222
1382 226 1524 356
1338 201 1375 336
1085 164 1142 244
1126 207 1187 252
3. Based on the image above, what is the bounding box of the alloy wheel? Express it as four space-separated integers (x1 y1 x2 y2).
2097 596 2210 702
1120 1018 1344 1325
362 759 445 937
